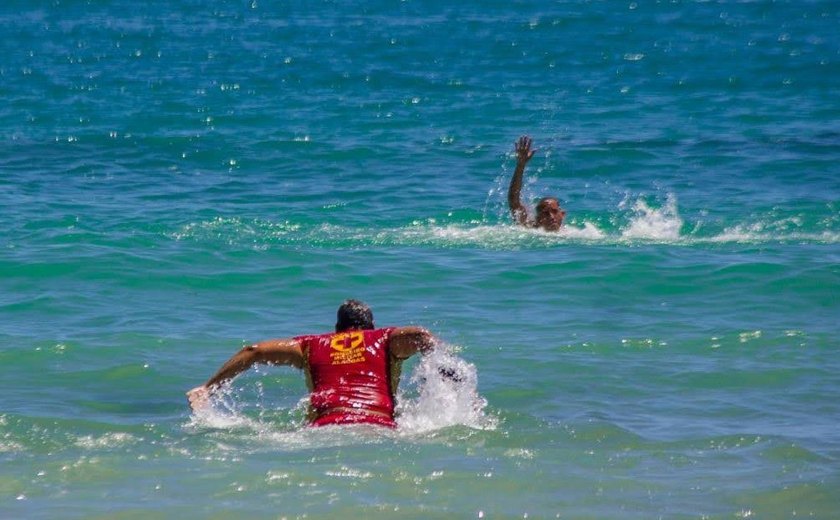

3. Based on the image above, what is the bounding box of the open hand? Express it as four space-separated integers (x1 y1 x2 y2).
515 135 536 164
186 385 212 412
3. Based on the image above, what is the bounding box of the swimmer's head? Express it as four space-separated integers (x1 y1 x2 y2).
535 197 565 231
336 299 375 332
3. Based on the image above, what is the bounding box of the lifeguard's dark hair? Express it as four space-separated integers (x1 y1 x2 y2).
336 299 375 331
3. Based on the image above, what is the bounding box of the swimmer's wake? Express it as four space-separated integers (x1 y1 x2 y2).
187 345 493 437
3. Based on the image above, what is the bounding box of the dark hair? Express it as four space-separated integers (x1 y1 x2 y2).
336 299 374 331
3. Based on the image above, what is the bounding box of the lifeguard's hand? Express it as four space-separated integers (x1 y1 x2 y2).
186 385 212 412
515 135 536 165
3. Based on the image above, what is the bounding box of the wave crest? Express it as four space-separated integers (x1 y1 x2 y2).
171 195 839 248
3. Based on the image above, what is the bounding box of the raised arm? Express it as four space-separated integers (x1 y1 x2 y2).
507 135 536 226
186 338 304 411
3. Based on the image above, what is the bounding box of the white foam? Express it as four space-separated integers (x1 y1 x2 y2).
171 193 839 248
184 385 268 431
560 221 607 240
709 223 840 244
620 194 684 240
395 345 496 434
399 220 608 247
74 432 138 449
713 223 769 243
0 440 25 453
184 346 494 448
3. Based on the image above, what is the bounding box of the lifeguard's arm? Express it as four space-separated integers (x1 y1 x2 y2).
186 338 304 411
389 326 464 382
507 135 536 226
388 326 436 360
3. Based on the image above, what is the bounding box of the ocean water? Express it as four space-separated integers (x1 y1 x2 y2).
2 0 839 518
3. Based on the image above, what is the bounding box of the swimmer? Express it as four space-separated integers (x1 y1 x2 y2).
187 299 457 428
507 135 565 231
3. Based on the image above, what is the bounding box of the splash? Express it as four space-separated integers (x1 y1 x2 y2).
185 347 494 444
411 221 605 246
74 432 139 450
562 221 607 240
620 194 684 240
170 194 839 248
184 384 271 432
395 345 496 434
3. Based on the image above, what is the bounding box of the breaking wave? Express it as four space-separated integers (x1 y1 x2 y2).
172 195 839 249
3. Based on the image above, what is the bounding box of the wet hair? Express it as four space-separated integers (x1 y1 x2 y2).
335 299 375 331
536 197 559 211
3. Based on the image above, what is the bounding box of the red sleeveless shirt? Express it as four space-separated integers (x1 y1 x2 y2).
294 327 397 427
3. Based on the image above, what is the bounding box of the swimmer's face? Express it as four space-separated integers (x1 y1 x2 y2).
535 198 565 231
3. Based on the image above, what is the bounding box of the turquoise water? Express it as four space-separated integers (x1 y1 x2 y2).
2 1 839 518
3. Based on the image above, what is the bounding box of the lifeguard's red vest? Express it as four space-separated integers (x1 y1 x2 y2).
294 327 396 426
